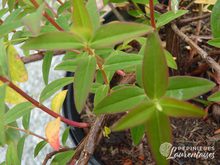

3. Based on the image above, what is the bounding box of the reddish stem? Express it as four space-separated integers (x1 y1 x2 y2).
149 0 156 29
30 0 64 31
0 76 89 128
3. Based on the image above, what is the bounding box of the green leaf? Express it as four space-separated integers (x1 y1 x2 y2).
142 32 168 99
40 77 74 102
136 64 143 87
42 51 53 85
6 142 20 165
4 8 22 23
17 136 26 162
55 60 78 72
145 111 171 165
90 22 153 49
0 39 8 76
211 0 220 38
62 127 70 146
94 86 147 115
130 125 145 145
208 38 220 48
34 140 47 157
7 44 28 82
22 111 31 130
113 101 155 131
0 85 6 145
156 10 188 28
160 97 205 117
165 50 177 70
5 102 33 124
71 0 93 40
51 150 75 165
94 84 109 106
166 76 215 100
208 91 220 102
74 56 96 112
86 0 100 31
22 32 84 51
103 51 142 71
22 4 44 35
0 21 22 38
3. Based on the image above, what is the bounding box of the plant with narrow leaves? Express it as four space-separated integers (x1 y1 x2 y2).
0 0 217 164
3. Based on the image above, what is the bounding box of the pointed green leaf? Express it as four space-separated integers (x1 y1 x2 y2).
40 77 74 102
208 91 220 102
156 10 188 28
94 84 109 106
136 64 143 87
0 39 8 76
142 32 168 99
42 51 53 85
166 76 215 100
55 60 78 72
6 142 20 165
34 140 47 157
74 56 96 112
17 136 26 162
0 85 6 145
5 102 33 124
208 38 220 48
211 0 220 38
86 0 100 31
22 4 44 35
160 97 205 117
130 125 145 145
22 32 84 51
22 111 31 130
113 101 155 131
71 0 93 40
62 127 70 146
51 150 75 164
145 111 171 165
165 50 177 70
91 22 153 49
94 86 147 115
103 52 142 71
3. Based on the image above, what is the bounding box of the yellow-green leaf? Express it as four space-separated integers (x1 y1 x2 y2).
7 45 28 82
51 90 67 114
0 81 27 104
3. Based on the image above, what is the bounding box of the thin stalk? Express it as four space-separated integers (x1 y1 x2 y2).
5 125 48 142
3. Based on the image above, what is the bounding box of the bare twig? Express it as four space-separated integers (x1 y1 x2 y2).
171 23 220 74
178 13 210 26
0 76 89 128
21 51 64 64
75 115 107 165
